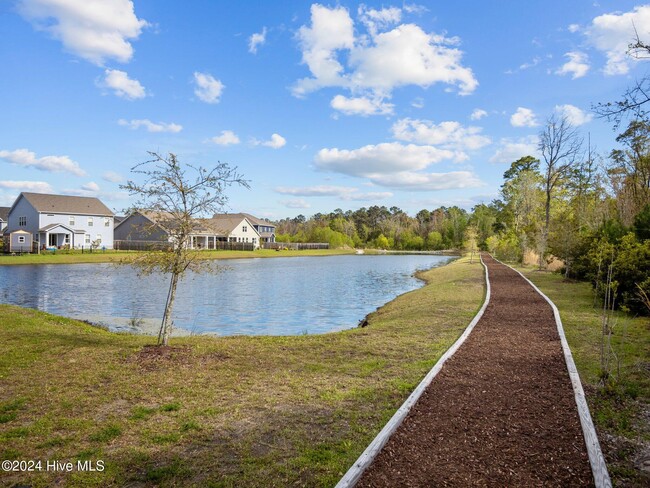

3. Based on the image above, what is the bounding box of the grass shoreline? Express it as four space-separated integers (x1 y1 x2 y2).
1 256 485 487
0 248 360 266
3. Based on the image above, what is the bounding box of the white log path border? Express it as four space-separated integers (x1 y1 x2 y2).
336 255 612 488
335 255 492 488
496 257 611 488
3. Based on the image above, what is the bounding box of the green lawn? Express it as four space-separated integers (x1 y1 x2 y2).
0 256 485 487
0 248 356 266
519 267 650 487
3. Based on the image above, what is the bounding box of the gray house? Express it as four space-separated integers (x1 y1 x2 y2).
6 192 115 250
113 211 172 244
115 211 269 249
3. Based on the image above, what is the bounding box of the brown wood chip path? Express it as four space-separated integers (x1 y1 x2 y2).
355 254 594 487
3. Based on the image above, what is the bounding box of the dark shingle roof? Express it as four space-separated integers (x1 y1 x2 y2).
16 193 114 216
0 206 9 222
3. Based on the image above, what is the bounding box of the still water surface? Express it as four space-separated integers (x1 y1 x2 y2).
0 254 453 336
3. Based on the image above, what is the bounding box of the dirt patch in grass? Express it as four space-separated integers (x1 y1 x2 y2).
127 345 195 371
357 254 593 487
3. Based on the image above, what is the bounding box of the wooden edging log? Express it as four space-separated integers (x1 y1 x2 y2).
335 255 492 488
494 257 612 488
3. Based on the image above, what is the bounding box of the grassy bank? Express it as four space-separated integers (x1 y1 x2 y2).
0 256 484 487
0 248 356 266
520 267 650 487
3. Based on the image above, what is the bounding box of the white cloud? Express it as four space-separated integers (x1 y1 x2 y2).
253 133 286 149
315 142 454 179
101 69 146 100
370 171 483 191
210 130 240 146
411 97 424 109
470 109 487 120
0 148 86 176
403 3 428 15
81 181 100 192
102 171 123 183
518 56 541 71
193 72 224 103
281 199 311 209
118 119 182 133
293 4 355 96
348 24 477 96
274 185 393 202
510 107 539 127
555 51 590 79
391 118 491 152
347 191 393 201
489 136 539 164
568 23 580 33
330 94 394 116
62 184 128 200
586 5 650 75
293 5 477 99
275 185 357 197
249 27 267 54
17 0 148 65
0 180 53 193
554 104 593 126
358 5 402 36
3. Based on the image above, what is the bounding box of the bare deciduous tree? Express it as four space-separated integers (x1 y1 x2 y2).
593 30 650 128
121 152 249 346
538 115 583 268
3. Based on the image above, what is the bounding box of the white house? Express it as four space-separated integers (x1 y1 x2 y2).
206 214 262 248
235 213 276 243
0 207 9 232
6 192 115 250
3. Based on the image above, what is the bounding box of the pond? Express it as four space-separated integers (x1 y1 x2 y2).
0 254 454 336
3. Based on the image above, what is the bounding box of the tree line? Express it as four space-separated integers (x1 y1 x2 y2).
273 115 650 316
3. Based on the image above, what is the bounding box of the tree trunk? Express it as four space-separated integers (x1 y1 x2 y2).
539 189 552 270
158 271 180 346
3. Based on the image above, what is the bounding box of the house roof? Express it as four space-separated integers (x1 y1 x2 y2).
212 213 275 236
206 214 261 237
0 207 9 222
12 193 114 216
239 213 275 229
39 223 85 233
119 211 219 236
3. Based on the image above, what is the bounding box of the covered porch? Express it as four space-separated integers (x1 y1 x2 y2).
39 223 85 249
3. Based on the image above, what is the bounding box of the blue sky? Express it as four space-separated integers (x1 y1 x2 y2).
1 1 649 218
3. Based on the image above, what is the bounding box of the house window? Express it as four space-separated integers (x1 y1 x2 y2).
88 217 93 226
85 234 90 244
18 216 26 226
64 235 70 245
242 225 247 232
96 234 102 243
104 217 111 227
18 236 25 243
69 216 75 226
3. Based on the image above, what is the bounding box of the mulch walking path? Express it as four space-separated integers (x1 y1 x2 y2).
356 254 594 487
